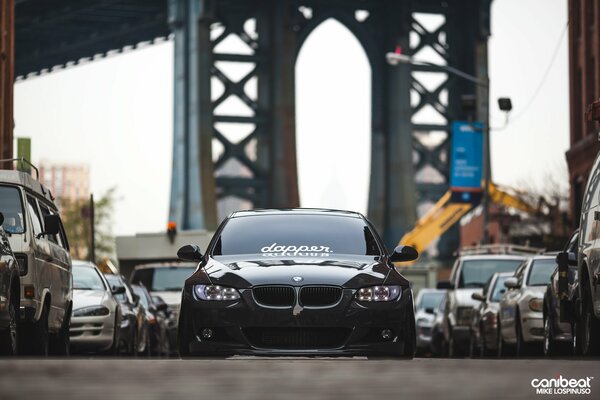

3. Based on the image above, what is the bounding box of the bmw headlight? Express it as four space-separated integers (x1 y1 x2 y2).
73 305 110 317
194 285 240 301
356 285 402 302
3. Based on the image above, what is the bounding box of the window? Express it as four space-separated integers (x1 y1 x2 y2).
26 196 43 236
38 202 59 245
490 276 510 302
132 267 195 292
0 186 25 234
73 266 106 291
527 259 556 286
213 214 382 257
418 292 445 311
458 259 523 289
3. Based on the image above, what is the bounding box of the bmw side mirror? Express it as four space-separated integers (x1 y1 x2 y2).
37 214 60 239
437 280 454 290
504 277 519 289
177 244 203 261
111 285 126 295
390 245 418 263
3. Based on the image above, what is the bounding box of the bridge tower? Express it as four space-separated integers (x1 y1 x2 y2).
168 0 491 257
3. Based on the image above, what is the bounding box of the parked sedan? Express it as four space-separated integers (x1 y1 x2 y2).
498 255 556 356
414 289 446 354
104 274 149 356
469 272 511 357
70 261 121 354
131 284 170 357
543 230 579 356
177 209 418 358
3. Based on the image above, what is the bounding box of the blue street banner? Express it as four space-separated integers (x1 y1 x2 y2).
450 121 483 192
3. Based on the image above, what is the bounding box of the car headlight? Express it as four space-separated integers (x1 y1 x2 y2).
73 305 110 317
529 298 543 312
356 285 402 302
194 285 240 301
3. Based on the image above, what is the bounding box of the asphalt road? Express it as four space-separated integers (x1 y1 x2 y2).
0 357 598 400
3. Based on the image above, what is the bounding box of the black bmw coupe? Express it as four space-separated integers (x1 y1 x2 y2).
176 209 418 358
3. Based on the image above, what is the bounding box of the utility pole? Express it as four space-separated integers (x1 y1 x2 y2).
89 194 95 263
0 0 14 168
476 38 490 245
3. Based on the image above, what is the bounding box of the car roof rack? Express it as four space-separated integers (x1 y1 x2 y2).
458 244 545 256
0 157 40 180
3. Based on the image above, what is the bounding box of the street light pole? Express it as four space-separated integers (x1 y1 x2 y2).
386 51 492 244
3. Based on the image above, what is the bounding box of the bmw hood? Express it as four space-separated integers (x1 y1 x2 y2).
73 289 108 310
195 255 402 288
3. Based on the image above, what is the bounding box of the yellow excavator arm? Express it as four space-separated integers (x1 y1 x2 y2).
399 183 539 259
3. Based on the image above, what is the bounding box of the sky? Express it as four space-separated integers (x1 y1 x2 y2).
13 0 569 236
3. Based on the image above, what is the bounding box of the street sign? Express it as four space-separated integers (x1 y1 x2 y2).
450 121 483 195
16 137 31 174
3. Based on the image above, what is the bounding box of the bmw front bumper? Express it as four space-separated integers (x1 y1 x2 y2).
179 286 414 356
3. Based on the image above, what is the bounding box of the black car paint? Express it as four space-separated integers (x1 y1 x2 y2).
178 209 416 357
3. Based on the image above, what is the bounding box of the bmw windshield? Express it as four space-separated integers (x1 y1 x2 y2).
212 214 381 257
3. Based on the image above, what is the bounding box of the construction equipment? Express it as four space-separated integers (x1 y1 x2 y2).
399 183 544 257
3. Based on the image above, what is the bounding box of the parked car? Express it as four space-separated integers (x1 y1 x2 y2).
131 283 170 357
571 154 600 356
498 255 556 356
0 212 21 355
437 251 526 356
1 168 72 356
177 209 418 358
414 288 446 354
130 262 196 351
70 261 122 354
469 272 512 357
543 230 579 356
429 295 448 356
104 274 149 356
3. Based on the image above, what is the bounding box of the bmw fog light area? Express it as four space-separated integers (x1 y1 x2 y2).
73 306 110 317
194 284 241 301
356 286 401 302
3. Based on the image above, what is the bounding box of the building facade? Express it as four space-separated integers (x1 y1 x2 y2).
38 162 90 208
567 0 600 227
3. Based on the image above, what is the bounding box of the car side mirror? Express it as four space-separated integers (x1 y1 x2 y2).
37 214 60 239
425 307 435 314
471 292 485 302
504 277 519 289
177 244 203 261
389 245 418 262
111 285 126 295
437 280 454 290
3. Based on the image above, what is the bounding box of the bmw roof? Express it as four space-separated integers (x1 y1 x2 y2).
229 208 364 219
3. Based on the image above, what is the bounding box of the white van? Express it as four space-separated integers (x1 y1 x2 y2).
0 165 72 355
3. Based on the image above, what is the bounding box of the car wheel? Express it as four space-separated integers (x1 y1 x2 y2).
515 317 525 357
468 330 477 358
0 294 18 355
22 303 49 356
581 283 600 356
497 319 512 358
49 310 71 356
479 327 491 358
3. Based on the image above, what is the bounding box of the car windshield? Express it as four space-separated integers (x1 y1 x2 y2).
0 185 25 234
418 292 445 310
458 259 523 288
132 286 149 308
527 259 556 286
490 276 510 302
132 267 194 292
73 266 106 291
213 214 381 257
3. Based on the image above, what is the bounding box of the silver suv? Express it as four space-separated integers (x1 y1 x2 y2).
0 165 72 355
437 251 526 356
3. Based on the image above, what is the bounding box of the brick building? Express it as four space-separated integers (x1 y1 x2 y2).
566 0 600 226
38 162 90 209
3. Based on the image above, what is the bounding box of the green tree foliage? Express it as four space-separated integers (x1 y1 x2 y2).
59 187 116 262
